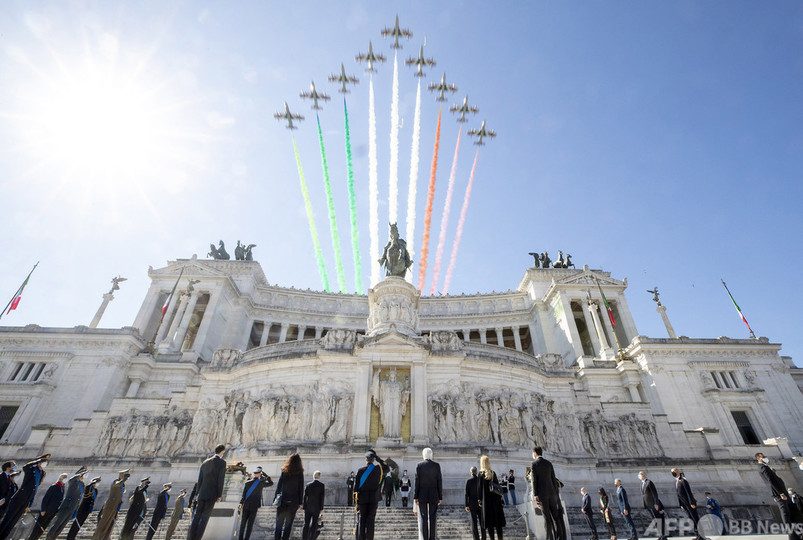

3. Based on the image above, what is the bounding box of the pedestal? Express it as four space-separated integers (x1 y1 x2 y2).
367 277 420 338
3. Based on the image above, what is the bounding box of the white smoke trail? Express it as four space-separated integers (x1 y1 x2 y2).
442 149 479 295
369 77 380 287
430 128 462 295
404 80 422 284
388 52 400 225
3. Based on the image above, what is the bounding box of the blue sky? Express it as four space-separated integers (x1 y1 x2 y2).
1 1 801 363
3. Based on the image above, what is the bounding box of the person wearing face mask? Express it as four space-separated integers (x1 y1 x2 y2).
670 468 701 540
638 471 666 540
788 488 803 522
45 466 88 540
92 469 130 540
27 472 68 540
0 462 16 522
756 453 797 540
703 492 725 535
0 453 49 540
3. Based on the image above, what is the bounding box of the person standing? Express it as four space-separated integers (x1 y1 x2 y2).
531 446 565 540
500 474 509 506
465 467 485 540
27 472 67 540
599 487 616 540
66 476 101 540
0 453 49 540
383 472 395 507
0 462 16 522
188 444 227 540
93 469 129 540
46 467 87 540
580 487 598 540
355 450 384 540
239 468 269 540
639 471 666 540
507 470 517 506
302 470 325 540
477 455 505 540
273 453 304 540
615 479 638 540
163 488 187 540
704 492 726 535
788 489 803 523
120 476 149 540
671 468 701 539
145 482 171 540
399 470 411 508
756 452 796 540
346 472 356 506
414 448 442 540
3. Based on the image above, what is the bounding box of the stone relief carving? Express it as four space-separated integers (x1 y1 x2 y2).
96 406 194 458
371 368 410 439
211 348 242 368
743 369 757 386
698 370 715 389
321 329 356 351
427 383 662 457
426 331 463 351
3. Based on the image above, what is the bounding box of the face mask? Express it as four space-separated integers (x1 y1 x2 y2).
671 471 678 478
41 461 48 469
761 457 769 464
638 475 645 481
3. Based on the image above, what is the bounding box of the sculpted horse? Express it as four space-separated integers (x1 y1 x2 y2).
378 223 412 278
208 240 230 260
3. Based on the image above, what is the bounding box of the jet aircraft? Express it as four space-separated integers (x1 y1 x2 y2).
274 102 304 130
467 120 496 145
356 41 386 73
427 73 458 101
300 81 331 110
328 63 359 94
381 15 412 49
450 95 479 122
405 45 436 77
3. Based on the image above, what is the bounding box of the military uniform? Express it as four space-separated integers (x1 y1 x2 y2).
239 473 269 540
145 484 171 540
355 452 384 540
46 467 87 540
119 479 149 540
163 491 186 540
66 479 99 540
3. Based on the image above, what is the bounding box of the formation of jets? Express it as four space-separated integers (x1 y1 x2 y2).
427 73 458 102
406 45 436 77
450 95 479 122
277 16 497 144
355 41 386 73
274 102 303 130
467 120 496 146
381 15 412 49
329 64 359 94
300 81 331 110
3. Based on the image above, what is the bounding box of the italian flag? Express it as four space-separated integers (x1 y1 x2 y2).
1 262 39 320
721 279 755 338
161 268 185 319
596 278 616 327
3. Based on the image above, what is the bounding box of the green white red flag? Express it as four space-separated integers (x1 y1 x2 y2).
161 268 185 320
595 278 616 327
721 279 756 339
0 262 39 320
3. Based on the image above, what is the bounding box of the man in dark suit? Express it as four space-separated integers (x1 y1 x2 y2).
302 471 325 540
414 448 442 540
531 446 566 540
238 467 270 540
639 471 667 540
580 487 598 540
788 488 803 522
28 472 67 540
465 467 484 540
671 468 701 539
355 450 384 540
0 462 16 522
145 482 171 540
615 478 638 540
756 452 797 540
188 444 227 540
0 453 49 540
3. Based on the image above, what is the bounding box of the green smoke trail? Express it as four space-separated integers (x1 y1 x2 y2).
292 137 330 292
344 99 363 294
316 114 347 293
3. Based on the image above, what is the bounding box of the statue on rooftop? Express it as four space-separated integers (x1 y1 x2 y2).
208 240 230 260
234 241 257 261
378 222 412 278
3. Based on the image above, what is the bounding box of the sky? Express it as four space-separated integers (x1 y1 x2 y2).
0 1 801 364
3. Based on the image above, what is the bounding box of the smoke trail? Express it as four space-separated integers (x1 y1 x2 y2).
405 79 422 284
316 114 347 294
442 148 479 295
369 77 380 286
292 137 330 292
417 107 442 292
343 98 362 294
429 127 462 295
388 52 400 225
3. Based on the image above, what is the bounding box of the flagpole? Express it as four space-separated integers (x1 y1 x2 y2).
146 267 185 351
594 276 625 360
721 279 757 339
0 262 39 321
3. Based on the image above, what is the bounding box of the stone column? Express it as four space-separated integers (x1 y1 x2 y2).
170 291 199 352
494 328 504 347
462 329 471 342
536 304 558 353
411 362 428 443
297 325 307 341
657 305 677 339
89 293 115 328
588 301 615 359
192 290 219 354
259 322 271 347
352 363 372 444
626 383 641 402
279 323 289 343
528 323 543 355
160 293 188 349
561 296 585 360
580 302 602 355
155 293 183 344
126 378 144 398
314 326 323 339
479 329 487 344
512 326 523 352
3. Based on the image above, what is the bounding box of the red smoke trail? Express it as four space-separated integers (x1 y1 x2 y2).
417 107 442 292
442 148 479 295
430 127 462 295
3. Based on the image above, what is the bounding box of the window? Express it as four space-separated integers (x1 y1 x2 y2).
8 363 23 381
31 364 46 382
0 406 19 439
731 410 761 444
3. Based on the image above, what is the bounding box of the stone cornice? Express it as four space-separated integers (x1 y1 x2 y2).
626 335 782 358
687 360 750 369
0 327 145 356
